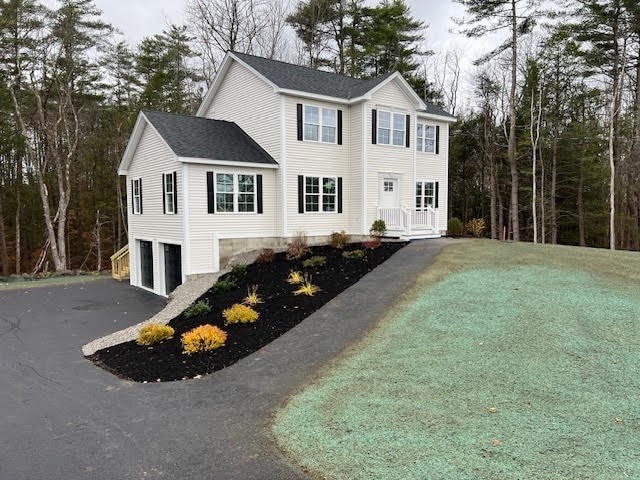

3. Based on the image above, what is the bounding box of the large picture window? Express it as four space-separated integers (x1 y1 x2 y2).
305 176 337 212
215 173 256 213
304 105 337 143
415 181 435 210
378 110 405 146
416 123 436 153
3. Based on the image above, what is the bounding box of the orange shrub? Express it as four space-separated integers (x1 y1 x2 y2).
181 324 227 354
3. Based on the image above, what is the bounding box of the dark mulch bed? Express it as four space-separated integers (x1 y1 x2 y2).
89 242 406 382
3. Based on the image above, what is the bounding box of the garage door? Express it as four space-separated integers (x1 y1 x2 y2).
139 240 154 289
163 243 182 295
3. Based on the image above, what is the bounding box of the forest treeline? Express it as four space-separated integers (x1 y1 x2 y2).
0 0 638 276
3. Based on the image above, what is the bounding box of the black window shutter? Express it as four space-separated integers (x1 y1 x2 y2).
435 182 440 209
162 174 166 214
297 103 303 141
405 114 411 148
207 172 215 214
130 180 134 214
298 175 304 213
139 179 143 214
337 110 343 145
256 175 263 214
371 109 377 144
436 126 440 154
173 171 178 214
337 177 343 214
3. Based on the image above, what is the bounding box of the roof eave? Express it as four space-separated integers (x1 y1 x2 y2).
117 112 147 175
417 111 457 123
178 157 279 169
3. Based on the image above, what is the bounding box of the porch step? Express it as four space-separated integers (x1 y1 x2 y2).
399 232 442 240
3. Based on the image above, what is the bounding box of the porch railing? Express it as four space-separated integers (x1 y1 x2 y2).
110 244 130 281
376 207 438 232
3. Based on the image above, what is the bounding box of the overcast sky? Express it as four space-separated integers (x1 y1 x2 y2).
91 0 489 106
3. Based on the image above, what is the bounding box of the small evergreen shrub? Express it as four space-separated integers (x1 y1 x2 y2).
447 217 463 236
362 236 381 250
293 275 321 296
136 324 175 346
181 324 227 354
370 219 387 237
230 263 247 278
329 231 350 249
183 299 212 319
223 303 260 325
286 232 310 260
212 277 237 294
466 218 486 238
287 270 304 284
243 285 263 306
342 249 365 261
302 255 326 268
255 248 275 264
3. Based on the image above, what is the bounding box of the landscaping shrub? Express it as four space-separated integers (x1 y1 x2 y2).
293 276 321 296
243 285 263 306
302 255 326 268
447 217 463 236
136 324 175 346
183 299 212 319
287 270 304 284
370 219 387 237
181 324 227 355
329 231 350 249
212 277 237 294
362 236 381 250
342 249 365 261
255 248 275 264
223 303 260 325
466 218 486 238
230 263 247 278
286 232 310 260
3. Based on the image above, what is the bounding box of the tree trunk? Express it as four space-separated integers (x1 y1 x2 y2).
0 194 9 276
508 0 520 241
550 138 558 244
577 154 586 247
490 154 498 240
15 154 21 274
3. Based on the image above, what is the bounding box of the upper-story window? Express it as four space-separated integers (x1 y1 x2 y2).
132 178 142 214
304 105 337 143
378 110 405 147
417 123 436 153
163 172 176 214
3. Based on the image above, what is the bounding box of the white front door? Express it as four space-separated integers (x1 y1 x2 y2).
380 178 400 209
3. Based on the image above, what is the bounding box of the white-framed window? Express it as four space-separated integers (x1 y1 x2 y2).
163 172 176 214
305 176 337 212
304 105 337 143
216 173 256 213
383 180 394 192
416 181 435 210
416 123 436 153
132 178 142 214
378 110 405 146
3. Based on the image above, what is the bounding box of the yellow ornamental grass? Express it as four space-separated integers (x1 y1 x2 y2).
136 324 175 346
181 324 227 355
223 303 260 325
287 270 304 284
293 276 321 296
243 285 263 306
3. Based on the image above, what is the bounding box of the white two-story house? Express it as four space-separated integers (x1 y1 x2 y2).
118 51 456 296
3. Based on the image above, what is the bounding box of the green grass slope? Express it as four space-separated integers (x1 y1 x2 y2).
273 240 640 480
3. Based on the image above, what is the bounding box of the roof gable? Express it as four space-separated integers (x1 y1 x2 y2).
118 111 277 174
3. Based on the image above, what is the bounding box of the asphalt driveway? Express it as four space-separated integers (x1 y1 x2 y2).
0 239 450 480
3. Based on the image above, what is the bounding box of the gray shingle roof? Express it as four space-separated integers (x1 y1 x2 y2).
143 110 277 166
422 102 456 119
232 51 394 100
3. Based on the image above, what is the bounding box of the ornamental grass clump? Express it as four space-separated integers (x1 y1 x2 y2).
183 299 212 319
362 236 381 250
136 324 175 346
223 303 260 325
302 255 326 268
287 270 304 285
293 275 321 296
243 285 263 306
286 232 310 260
329 231 350 249
181 324 227 355
212 277 236 294
255 248 275 264
466 218 486 238
342 249 365 261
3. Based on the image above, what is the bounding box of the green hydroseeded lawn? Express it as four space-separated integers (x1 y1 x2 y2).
272 240 640 480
